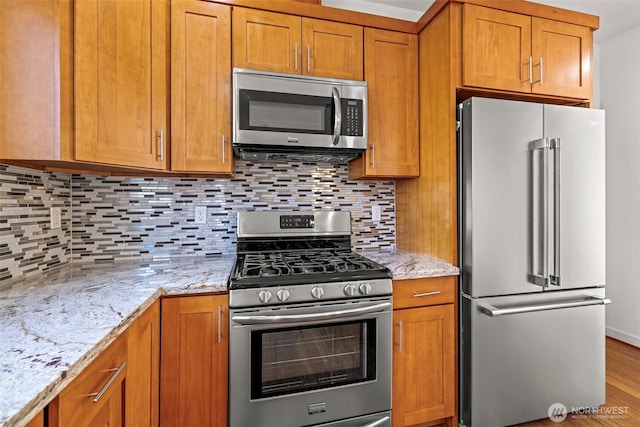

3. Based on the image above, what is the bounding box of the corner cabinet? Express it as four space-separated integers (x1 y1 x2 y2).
232 8 364 80
392 277 456 427
160 294 229 427
348 29 419 179
171 1 233 174
74 0 169 170
50 330 128 427
49 301 160 427
462 4 592 100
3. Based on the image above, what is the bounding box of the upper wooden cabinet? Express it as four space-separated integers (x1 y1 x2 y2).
74 0 169 170
349 29 419 179
160 294 228 427
463 4 592 100
232 8 364 80
171 1 233 174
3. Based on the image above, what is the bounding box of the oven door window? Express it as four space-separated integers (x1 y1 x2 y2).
238 89 333 135
251 320 376 399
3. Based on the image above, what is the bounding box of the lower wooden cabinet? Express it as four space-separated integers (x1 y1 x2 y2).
392 277 456 427
160 294 228 427
24 409 45 427
50 330 128 427
49 301 160 427
126 300 160 426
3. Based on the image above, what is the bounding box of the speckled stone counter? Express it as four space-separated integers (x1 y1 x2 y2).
358 248 459 280
0 256 233 427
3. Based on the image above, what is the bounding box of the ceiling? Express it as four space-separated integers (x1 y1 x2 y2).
322 0 640 44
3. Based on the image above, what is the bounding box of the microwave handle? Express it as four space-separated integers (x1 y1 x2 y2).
332 87 342 146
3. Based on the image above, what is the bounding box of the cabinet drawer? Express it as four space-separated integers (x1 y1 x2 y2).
57 333 127 426
393 276 456 309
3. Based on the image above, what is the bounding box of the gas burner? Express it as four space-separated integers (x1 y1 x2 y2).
229 211 392 303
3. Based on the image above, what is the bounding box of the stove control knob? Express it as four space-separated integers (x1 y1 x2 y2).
258 290 273 304
343 284 357 296
311 286 324 299
359 283 372 295
277 289 290 302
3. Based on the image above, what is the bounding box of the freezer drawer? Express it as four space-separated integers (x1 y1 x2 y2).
460 289 608 427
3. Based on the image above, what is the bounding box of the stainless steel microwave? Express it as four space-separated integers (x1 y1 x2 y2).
232 68 367 163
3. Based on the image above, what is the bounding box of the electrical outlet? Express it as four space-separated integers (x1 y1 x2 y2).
50 207 61 229
372 205 381 222
195 206 207 224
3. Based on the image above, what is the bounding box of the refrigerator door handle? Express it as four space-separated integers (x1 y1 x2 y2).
550 138 561 286
529 137 550 288
477 296 610 317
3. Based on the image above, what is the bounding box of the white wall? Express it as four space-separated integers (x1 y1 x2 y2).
600 24 640 347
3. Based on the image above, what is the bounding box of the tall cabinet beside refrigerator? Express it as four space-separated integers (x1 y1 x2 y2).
458 97 610 427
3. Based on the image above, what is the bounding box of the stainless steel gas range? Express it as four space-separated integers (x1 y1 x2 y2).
228 211 392 427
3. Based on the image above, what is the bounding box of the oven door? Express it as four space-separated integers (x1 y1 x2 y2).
229 298 392 427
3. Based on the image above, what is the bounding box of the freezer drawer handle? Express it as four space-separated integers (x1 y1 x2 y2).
361 415 390 427
478 297 610 317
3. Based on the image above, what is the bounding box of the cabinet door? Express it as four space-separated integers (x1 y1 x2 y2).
393 304 455 427
171 1 232 174
531 17 592 99
74 0 168 169
160 294 228 427
232 8 300 73
24 409 44 427
350 29 418 178
54 334 127 427
462 4 532 93
126 301 160 427
301 18 363 80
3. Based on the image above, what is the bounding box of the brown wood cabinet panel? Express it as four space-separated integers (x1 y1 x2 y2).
74 0 168 169
349 29 418 179
54 334 127 427
393 304 455 427
171 1 232 174
0 0 73 162
232 8 300 73
531 17 592 99
126 301 160 427
160 294 228 427
393 276 456 310
24 410 44 427
462 4 532 93
302 18 363 80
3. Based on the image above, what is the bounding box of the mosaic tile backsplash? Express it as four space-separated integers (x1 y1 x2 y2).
0 165 71 283
72 161 395 261
0 160 394 281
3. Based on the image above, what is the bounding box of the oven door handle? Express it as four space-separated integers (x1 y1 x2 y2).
362 415 390 427
231 302 391 325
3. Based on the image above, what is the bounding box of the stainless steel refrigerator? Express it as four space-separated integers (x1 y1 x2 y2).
458 97 610 427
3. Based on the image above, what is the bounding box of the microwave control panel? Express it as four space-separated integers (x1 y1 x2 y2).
342 99 364 136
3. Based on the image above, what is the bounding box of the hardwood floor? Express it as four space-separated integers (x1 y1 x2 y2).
513 337 640 426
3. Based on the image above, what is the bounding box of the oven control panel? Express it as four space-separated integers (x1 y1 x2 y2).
229 279 393 308
280 215 315 229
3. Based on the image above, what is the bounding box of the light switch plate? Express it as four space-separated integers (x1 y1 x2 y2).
50 207 61 229
195 206 207 224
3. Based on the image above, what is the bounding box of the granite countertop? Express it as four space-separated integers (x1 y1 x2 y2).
0 249 457 427
358 248 460 280
0 256 234 427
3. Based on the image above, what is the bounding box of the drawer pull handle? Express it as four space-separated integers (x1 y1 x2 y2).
413 290 441 298
88 361 126 403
